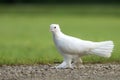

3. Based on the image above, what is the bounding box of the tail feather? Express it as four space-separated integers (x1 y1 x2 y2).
91 41 114 58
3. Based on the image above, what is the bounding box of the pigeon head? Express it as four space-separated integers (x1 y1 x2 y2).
50 24 61 33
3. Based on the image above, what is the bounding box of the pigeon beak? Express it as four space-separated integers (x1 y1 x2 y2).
49 29 54 32
49 29 53 32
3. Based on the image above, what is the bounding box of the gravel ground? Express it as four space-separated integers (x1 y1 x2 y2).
0 63 120 80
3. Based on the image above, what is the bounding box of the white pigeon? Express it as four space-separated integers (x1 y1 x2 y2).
50 24 114 69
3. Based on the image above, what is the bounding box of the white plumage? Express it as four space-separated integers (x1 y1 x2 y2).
50 24 114 69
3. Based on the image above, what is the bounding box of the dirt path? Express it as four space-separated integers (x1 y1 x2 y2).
0 63 120 80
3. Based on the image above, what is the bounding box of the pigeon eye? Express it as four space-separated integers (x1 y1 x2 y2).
54 27 56 29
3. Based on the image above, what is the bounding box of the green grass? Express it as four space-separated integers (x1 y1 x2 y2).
0 5 120 65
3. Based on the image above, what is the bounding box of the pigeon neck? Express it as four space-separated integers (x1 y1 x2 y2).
52 30 63 38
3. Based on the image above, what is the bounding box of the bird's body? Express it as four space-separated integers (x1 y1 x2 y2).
53 32 94 56
50 24 114 69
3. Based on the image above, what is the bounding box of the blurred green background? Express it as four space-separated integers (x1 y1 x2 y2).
0 0 120 65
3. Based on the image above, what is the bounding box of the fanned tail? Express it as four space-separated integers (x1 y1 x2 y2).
91 41 114 58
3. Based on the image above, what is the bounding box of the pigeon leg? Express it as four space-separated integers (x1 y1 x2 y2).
64 55 72 68
56 54 73 69
72 56 83 68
